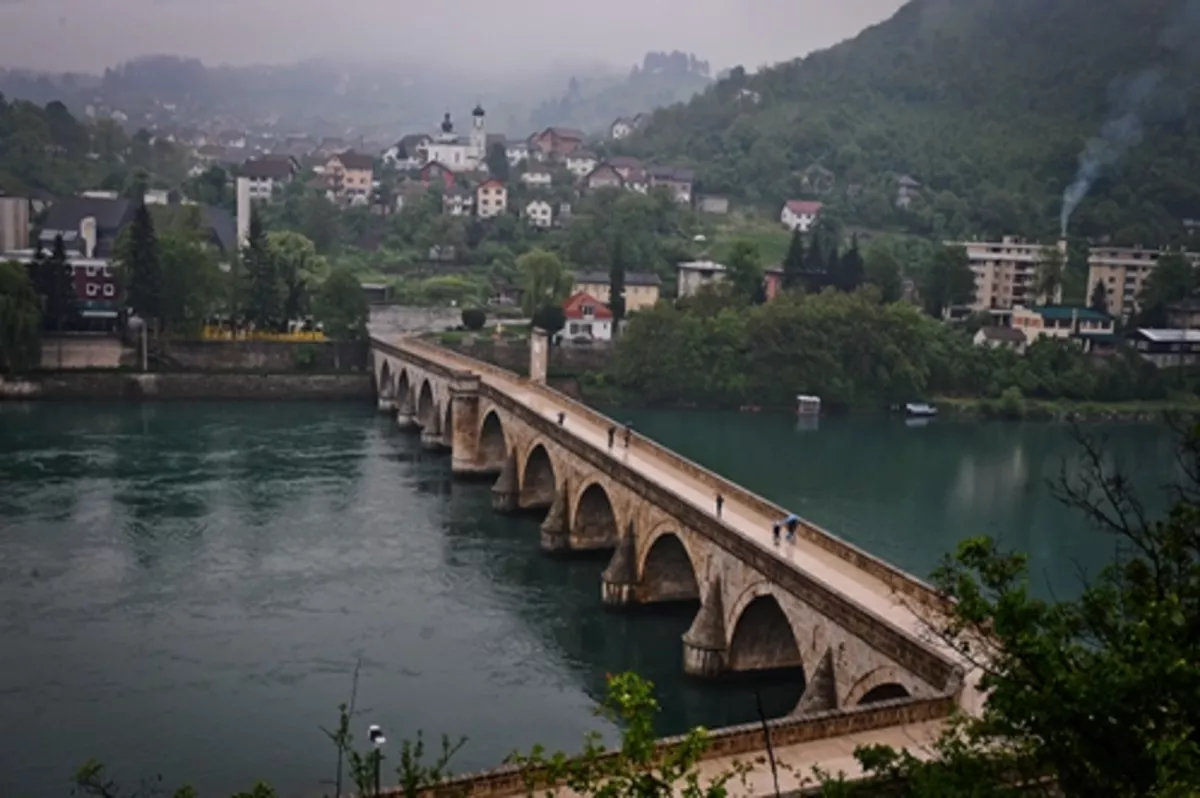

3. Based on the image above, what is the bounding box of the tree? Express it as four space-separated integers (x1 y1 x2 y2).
315 267 368 341
509 673 743 798
461 308 487 330
781 228 806 291
1137 252 1196 323
29 235 76 332
725 239 763 302
531 304 566 338
241 211 283 330
863 244 904 303
1089 279 1110 314
0 260 42 372
826 424 1200 796
921 244 975 317
837 235 864 293
517 248 572 315
803 228 827 288
609 236 627 327
1035 246 1065 304
158 232 225 335
123 200 164 328
266 231 326 326
485 142 510 182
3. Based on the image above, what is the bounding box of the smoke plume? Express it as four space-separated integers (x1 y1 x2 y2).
1060 69 1161 237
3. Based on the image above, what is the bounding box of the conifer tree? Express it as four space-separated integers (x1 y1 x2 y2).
781 228 805 291
126 200 164 329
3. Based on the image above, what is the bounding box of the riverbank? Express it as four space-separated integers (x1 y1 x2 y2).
935 396 1200 422
0 371 373 401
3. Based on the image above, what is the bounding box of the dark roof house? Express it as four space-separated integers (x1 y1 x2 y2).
38 196 134 257
240 155 299 180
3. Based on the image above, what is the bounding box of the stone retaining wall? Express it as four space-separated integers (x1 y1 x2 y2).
0 372 373 401
158 340 369 372
399 694 955 798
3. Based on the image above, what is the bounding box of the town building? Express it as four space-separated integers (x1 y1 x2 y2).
647 166 695 205
0 195 30 253
524 199 553 228
950 236 1065 314
423 107 488 172
505 140 530 165
697 195 730 215
565 151 599 178
676 260 726 298
475 179 508 219
606 156 644 181
763 266 784 302
895 175 921 209
443 185 473 216
1010 305 1114 349
582 163 625 193
1087 245 1200 318
610 117 635 140
325 151 375 205
382 134 432 170
1129 328 1200 368
419 161 457 191
562 291 613 342
529 127 586 161
972 326 1027 352
240 155 298 201
520 165 553 187
780 200 823 233
572 271 662 312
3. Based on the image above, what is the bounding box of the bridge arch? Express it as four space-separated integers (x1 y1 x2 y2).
639 528 700 603
727 589 804 676
843 666 913 707
520 443 557 509
478 410 507 469
416 379 436 428
378 360 393 397
571 481 620 549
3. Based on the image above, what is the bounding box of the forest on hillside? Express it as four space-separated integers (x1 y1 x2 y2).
621 0 1200 245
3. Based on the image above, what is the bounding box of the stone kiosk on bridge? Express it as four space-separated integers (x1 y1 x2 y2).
370 330 976 792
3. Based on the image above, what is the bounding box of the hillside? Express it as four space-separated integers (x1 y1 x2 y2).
527 51 713 134
622 0 1200 245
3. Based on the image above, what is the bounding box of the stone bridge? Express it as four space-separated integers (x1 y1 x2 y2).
371 335 971 720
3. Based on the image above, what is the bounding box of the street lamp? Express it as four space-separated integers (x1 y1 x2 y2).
368 724 386 796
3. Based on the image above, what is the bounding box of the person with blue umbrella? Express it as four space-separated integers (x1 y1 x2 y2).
782 513 800 543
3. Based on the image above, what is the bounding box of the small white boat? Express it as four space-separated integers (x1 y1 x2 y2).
904 402 938 418
796 394 822 417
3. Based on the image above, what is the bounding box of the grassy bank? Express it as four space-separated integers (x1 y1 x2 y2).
936 395 1200 422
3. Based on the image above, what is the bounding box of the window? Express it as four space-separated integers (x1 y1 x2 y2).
103 284 115 298
85 265 99 277
86 283 98 297
102 266 113 278
583 305 594 318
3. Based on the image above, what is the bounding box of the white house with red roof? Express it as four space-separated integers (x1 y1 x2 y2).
781 200 823 232
562 291 613 342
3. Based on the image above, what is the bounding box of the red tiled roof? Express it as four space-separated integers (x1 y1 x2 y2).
785 200 823 215
562 291 613 320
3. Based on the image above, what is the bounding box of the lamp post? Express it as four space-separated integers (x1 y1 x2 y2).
368 723 386 797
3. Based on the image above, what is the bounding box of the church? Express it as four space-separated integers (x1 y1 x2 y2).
423 105 488 172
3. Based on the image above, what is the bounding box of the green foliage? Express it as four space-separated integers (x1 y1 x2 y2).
509 672 744 798
123 201 165 326
158 232 225 336
486 142 510 182
609 237 628 324
293 345 320 371
862 241 904 303
532 304 567 337
518 248 573 315
266 231 326 324
1035 246 1066 303
461 307 487 331
622 0 1200 241
241 212 284 331
724 239 764 302
613 288 1167 409
315 267 369 340
1090 279 1110 314
30 236 77 332
781 229 805 291
921 245 975 317
0 260 42 372
1135 252 1196 327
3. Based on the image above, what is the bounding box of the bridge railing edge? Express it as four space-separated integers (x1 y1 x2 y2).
377 338 955 618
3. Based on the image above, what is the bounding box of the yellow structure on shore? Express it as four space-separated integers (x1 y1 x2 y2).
201 326 326 343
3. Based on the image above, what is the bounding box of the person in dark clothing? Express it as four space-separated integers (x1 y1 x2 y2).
607 426 616 450
772 523 781 545
715 493 724 518
557 411 566 426
623 423 633 448
784 514 800 543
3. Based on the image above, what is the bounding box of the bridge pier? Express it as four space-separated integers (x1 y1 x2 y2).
539 482 570 554
378 396 396 414
491 452 519 512
682 580 728 678
395 390 417 430
600 528 638 608
795 648 838 714
449 372 488 476
420 411 446 451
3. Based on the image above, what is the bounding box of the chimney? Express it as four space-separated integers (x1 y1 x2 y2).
80 216 97 259
236 177 251 249
1056 238 1068 255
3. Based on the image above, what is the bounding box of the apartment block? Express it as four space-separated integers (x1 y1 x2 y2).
1087 246 1200 318
953 236 1065 313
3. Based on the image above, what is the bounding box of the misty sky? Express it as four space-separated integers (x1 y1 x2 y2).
0 0 905 74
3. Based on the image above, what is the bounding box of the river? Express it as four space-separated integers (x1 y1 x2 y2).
0 403 1177 796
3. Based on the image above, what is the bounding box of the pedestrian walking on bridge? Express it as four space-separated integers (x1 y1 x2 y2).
607 426 616 450
715 493 724 518
557 411 566 426
772 523 781 546
783 513 800 543
623 422 633 449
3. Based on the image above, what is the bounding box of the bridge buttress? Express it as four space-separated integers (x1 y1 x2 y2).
682 578 727 677
449 371 485 476
491 451 519 512
601 523 638 608
539 480 570 553
420 407 446 451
